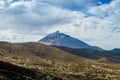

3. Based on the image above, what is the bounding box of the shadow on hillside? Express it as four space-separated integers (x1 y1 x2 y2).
0 61 62 80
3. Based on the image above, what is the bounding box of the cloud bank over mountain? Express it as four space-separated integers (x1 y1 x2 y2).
0 0 120 49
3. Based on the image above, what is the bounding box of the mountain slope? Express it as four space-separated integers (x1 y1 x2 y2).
0 41 81 62
111 48 120 53
17 42 81 62
0 41 34 57
38 31 102 50
54 46 120 63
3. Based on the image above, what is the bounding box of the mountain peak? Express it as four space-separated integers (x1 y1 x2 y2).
51 31 65 36
55 31 60 34
50 31 61 35
38 31 102 50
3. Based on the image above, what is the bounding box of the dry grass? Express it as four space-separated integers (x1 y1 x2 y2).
0 42 120 80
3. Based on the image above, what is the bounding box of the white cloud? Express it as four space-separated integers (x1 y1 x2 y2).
0 0 119 49
39 0 107 10
88 0 120 17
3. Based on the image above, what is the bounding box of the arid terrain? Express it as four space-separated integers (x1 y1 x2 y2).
0 42 120 80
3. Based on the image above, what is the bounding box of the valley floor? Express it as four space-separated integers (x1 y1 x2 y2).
0 55 120 80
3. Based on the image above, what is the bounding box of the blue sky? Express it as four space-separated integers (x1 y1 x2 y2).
0 0 120 50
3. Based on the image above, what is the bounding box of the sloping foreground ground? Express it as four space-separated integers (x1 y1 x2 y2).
0 61 62 80
0 42 120 80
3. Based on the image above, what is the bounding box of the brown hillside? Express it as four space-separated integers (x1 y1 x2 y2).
0 41 81 62
17 42 81 62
